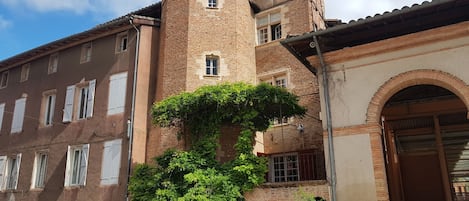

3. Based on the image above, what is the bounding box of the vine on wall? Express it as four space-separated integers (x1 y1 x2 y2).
129 83 306 200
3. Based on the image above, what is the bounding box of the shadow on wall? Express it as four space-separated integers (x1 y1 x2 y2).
38 153 67 201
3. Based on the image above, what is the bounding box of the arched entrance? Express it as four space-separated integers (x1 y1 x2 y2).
382 85 469 201
367 70 469 201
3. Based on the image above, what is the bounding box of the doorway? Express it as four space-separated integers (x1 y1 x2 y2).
382 85 469 201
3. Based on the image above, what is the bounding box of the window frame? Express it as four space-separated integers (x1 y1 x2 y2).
0 154 22 190
205 55 219 76
0 71 8 89
64 144 89 187
115 32 128 53
270 153 299 182
42 91 56 126
31 152 48 189
80 42 92 63
207 0 217 8
256 11 282 45
20 63 30 82
63 79 96 123
48 53 59 74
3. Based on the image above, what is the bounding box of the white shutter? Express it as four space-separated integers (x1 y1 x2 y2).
0 103 4 132
101 139 122 185
64 146 72 186
86 80 96 118
51 95 56 124
63 85 75 122
12 154 21 189
79 144 89 186
107 73 127 115
11 98 26 133
0 156 6 190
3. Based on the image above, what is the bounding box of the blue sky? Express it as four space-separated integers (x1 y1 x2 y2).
0 0 425 61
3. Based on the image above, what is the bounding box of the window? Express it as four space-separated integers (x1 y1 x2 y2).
42 92 56 126
0 71 8 89
64 144 89 186
271 154 299 182
101 139 122 185
264 150 325 183
0 154 22 190
80 43 92 63
260 74 289 125
11 97 26 134
116 33 128 53
256 12 282 45
48 53 59 74
108 72 127 115
208 0 217 8
0 103 4 132
206 55 218 76
31 152 47 189
63 79 96 122
20 64 30 82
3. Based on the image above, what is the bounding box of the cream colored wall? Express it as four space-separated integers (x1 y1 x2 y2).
312 22 469 201
326 134 377 201
318 34 469 128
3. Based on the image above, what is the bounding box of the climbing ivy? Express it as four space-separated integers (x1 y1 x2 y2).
129 82 306 200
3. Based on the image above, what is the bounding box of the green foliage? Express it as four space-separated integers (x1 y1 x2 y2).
295 188 327 201
130 82 306 200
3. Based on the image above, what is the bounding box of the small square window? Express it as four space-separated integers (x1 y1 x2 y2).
0 71 8 89
206 56 219 76
271 154 299 182
208 0 217 8
20 64 30 82
116 33 128 53
48 53 59 74
80 43 92 63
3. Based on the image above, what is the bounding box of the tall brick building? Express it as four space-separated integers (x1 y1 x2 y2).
0 0 327 200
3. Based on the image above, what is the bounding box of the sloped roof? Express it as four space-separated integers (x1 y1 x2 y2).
0 2 161 70
281 0 469 73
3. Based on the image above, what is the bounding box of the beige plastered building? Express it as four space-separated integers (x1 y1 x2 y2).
283 0 469 201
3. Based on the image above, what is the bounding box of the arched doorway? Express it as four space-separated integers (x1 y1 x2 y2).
382 85 469 201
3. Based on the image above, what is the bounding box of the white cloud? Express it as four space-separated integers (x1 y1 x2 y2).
0 0 158 17
0 15 12 30
92 0 158 17
326 0 426 22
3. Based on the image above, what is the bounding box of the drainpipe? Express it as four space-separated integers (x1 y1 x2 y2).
312 33 337 201
126 15 140 201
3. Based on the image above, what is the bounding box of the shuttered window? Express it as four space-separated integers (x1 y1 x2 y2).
101 139 122 185
65 144 89 186
0 156 6 190
6 154 21 190
32 152 48 188
0 103 4 132
107 73 127 115
11 98 26 133
62 79 96 122
44 94 56 126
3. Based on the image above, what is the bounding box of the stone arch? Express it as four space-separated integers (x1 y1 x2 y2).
366 69 469 124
